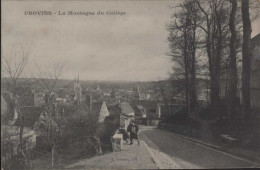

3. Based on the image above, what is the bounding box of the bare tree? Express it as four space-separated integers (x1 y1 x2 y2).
34 59 65 99
34 110 67 167
34 59 65 167
168 0 200 118
2 44 30 98
196 0 230 118
2 44 33 168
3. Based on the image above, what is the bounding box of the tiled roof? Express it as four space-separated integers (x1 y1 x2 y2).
252 34 260 49
119 102 134 115
108 103 121 116
1 92 15 120
1 92 13 105
98 102 109 123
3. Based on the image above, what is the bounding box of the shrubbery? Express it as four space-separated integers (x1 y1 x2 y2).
32 102 119 168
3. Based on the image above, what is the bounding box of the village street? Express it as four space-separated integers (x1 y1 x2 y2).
64 126 259 169
139 126 259 169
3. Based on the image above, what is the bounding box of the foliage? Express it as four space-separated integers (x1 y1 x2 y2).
65 104 97 140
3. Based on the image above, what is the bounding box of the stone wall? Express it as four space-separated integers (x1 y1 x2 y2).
158 122 201 138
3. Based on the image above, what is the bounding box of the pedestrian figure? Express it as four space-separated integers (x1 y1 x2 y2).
127 120 140 145
115 126 129 144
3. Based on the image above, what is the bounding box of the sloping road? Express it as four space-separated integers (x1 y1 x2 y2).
139 126 259 169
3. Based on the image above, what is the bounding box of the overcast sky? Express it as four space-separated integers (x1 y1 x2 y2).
2 0 260 81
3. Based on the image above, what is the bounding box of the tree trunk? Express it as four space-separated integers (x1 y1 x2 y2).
225 60 230 100
228 0 238 120
19 109 24 153
183 19 190 118
210 74 220 117
51 144 56 167
190 22 198 119
215 6 223 119
206 30 218 117
241 0 252 121
161 87 170 118
94 136 103 155
18 106 31 169
208 5 222 119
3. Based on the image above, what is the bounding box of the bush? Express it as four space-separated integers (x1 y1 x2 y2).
186 118 201 129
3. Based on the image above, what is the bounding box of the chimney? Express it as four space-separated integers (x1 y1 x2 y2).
86 94 92 110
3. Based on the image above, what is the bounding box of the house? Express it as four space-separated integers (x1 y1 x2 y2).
1 95 8 116
119 102 135 129
131 100 158 126
120 102 135 116
14 106 42 129
156 103 184 119
91 101 110 123
141 101 158 125
131 104 144 125
18 90 35 107
55 97 67 103
98 101 110 123
1 92 17 125
108 102 135 129
34 91 46 107
251 34 260 120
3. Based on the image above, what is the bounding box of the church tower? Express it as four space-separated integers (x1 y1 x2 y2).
135 84 141 101
74 74 82 105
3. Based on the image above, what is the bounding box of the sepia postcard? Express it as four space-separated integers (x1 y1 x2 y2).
1 0 260 169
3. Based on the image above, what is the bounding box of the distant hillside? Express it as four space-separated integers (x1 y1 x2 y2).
1 77 169 92
1 77 208 97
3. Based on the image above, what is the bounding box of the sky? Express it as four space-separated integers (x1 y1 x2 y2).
2 0 260 82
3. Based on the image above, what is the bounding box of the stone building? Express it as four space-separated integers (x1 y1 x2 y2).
131 100 159 126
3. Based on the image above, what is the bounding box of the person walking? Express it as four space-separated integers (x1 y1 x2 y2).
127 120 140 145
